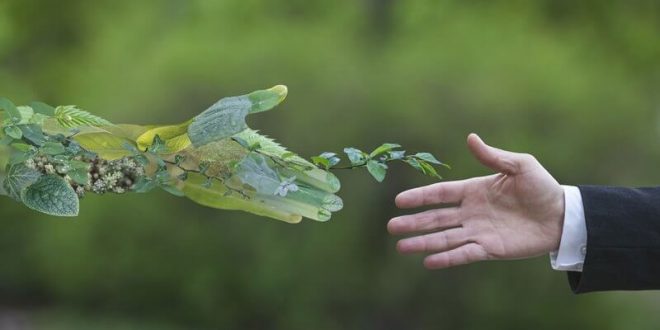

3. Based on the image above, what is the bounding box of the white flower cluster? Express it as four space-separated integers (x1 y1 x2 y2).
26 155 145 198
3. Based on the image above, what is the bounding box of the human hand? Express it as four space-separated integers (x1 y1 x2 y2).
388 134 565 269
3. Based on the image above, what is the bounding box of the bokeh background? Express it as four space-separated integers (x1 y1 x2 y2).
1 0 660 329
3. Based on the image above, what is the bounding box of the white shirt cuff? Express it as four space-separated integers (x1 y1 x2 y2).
549 185 587 272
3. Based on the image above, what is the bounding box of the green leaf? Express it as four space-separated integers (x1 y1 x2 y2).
366 160 388 182
0 98 21 122
235 153 281 194
131 177 157 193
40 142 66 155
136 120 192 153
419 161 443 179
160 184 185 197
67 160 90 185
247 85 288 113
30 101 55 116
343 147 366 166
413 152 444 165
188 85 287 147
388 150 406 160
21 174 79 217
74 132 134 160
147 135 167 154
3 163 42 201
54 105 112 128
311 156 330 169
4 126 22 139
19 124 46 146
370 143 401 158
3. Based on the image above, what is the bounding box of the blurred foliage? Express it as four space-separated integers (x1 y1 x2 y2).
1 0 659 329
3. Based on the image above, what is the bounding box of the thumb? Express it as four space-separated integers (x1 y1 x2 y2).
467 133 527 175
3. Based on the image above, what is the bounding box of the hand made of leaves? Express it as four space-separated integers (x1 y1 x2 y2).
0 86 448 223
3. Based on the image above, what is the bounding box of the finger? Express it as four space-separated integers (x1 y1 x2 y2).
388 207 461 235
423 243 489 269
397 228 470 255
395 181 466 209
467 133 527 175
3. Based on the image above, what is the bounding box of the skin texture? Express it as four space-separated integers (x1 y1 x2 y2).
388 133 565 269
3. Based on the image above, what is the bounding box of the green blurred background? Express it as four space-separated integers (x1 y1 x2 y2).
1 0 660 329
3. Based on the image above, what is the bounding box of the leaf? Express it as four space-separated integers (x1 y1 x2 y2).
136 120 192 153
419 161 443 179
187 85 287 147
370 143 401 158
235 154 281 195
40 142 66 155
131 177 157 193
343 147 366 166
21 174 79 217
3 163 42 201
19 124 46 146
67 160 90 185
366 160 388 182
388 150 406 160
159 184 185 197
4 126 22 139
182 172 302 224
311 156 329 169
16 106 34 124
0 98 21 122
413 152 444 165
274 176 299 197
74 132 135 160
30 101 55 116
54 105 112 128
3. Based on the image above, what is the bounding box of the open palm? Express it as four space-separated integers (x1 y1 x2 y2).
388 134 565 269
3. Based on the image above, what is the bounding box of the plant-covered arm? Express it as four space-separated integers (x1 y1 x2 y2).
0 86 447 223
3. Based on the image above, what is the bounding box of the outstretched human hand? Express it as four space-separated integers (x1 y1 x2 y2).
388 134 565 269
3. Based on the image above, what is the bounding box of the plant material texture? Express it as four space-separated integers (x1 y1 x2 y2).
0 86 448 223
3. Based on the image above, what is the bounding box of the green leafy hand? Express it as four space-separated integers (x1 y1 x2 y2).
0 86 447 223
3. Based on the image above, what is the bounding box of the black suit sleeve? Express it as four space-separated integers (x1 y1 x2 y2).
568 186 660 293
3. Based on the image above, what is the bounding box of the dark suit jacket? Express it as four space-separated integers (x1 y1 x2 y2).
568 186 660 293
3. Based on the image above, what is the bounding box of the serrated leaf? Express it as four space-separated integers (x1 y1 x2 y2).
188 85 287 147
3 163 42 201
413 152 444 165
54 105 112 128
366 160 388 182
21 174 79 216
343 147 366 166
370 143 401 158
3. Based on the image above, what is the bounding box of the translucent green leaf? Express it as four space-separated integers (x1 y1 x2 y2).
3 163 42 201
235 153 281 195
370 143 401 158
74 132 135 160
21 174 79 217
366 160 387 182
188 85 287 147
182 172 302 224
